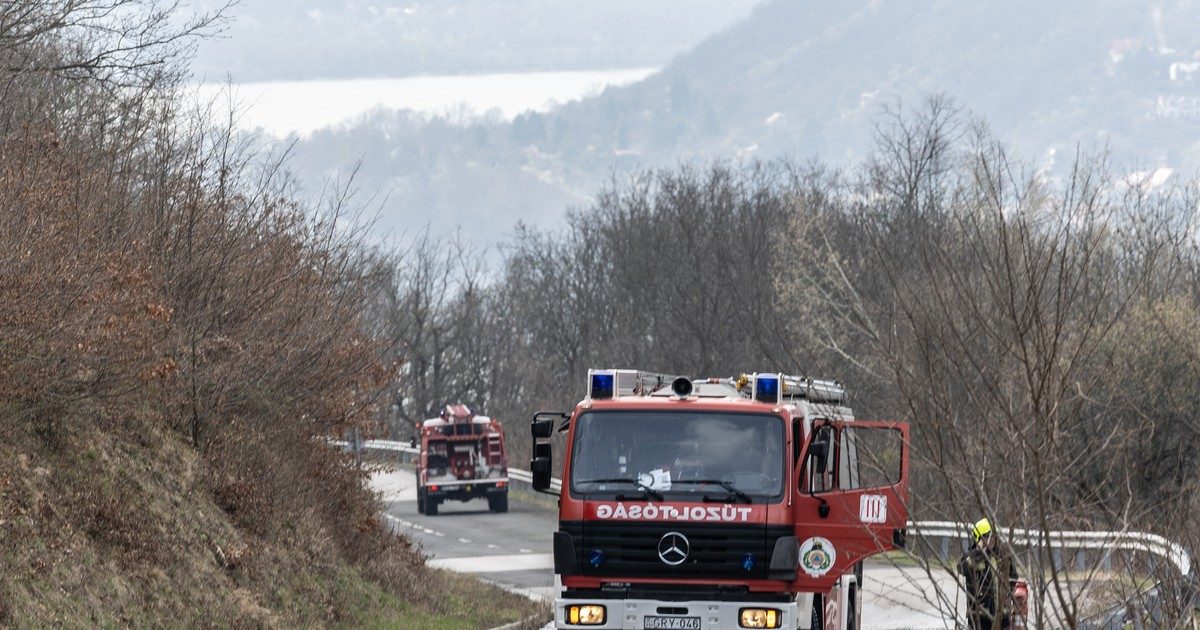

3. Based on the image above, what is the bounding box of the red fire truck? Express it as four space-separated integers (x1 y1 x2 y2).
530 370 909 630
417 404 509 516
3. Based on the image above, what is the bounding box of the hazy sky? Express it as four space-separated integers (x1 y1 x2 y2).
190 1 766 82
187 0 1200 251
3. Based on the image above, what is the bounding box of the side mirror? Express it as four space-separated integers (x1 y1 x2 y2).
532 419 554 439
805 423 834 518
531 410 569 438
530 411 568 494
531 443 553 491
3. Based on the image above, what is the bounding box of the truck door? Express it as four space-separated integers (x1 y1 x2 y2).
792 420 909 593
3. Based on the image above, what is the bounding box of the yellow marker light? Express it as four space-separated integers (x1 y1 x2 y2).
566 604 606 626
739 607 782 629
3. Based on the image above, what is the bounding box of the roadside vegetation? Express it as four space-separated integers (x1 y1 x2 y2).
0 2 537 627
387 99 1200 625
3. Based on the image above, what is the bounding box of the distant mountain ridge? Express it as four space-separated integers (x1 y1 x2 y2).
552 0 1200 167
288 0 1200 244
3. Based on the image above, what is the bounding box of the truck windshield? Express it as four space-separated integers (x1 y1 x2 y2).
570 411 785 502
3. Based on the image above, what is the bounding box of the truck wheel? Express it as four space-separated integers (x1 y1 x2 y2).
810 594 823 630
846 584 858 630
417 489 426 514
426 497 439 516
488 492 508 513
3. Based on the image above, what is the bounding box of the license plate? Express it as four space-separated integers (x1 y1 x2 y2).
643 617 700 629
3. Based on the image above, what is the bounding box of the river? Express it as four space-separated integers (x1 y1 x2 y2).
193 68 656 137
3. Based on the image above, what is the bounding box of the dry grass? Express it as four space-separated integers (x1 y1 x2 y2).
0 408 539 628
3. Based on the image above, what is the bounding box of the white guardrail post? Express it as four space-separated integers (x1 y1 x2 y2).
345 439 1189 577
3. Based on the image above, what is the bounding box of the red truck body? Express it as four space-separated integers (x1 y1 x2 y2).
533 371 910 630
417 404 509 516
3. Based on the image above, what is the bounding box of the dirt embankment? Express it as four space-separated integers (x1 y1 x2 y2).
0 411 539 628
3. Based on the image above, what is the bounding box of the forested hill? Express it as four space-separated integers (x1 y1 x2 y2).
292 0 1200 243
566 0 1200 166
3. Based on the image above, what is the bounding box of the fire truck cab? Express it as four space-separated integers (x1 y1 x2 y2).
531 370 909 630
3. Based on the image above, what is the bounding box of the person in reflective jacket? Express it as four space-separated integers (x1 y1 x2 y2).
958 517 1019 630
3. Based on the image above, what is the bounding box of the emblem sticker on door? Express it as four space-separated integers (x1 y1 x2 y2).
859 494 888 523
798 536 836 577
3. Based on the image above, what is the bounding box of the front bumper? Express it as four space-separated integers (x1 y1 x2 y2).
554 597 798 630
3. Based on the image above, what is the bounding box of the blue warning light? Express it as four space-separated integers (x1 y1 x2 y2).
590 372 615 399
755 375 780 403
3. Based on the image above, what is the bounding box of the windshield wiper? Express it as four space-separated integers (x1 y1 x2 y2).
575 477 664 501
672 479 754 504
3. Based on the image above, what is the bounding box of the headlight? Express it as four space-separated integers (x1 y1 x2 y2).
566 604 606 625
739 607 781 629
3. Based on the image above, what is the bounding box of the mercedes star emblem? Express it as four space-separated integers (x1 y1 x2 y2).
657 531 690 566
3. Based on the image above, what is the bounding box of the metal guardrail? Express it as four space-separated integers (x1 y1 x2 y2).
344 439 1190 577
346 439 561 492
335 438 417 454
910 520 1192 577
507 468 562 493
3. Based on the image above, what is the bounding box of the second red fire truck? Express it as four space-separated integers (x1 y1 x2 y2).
531 370 910 630
417 404 509 516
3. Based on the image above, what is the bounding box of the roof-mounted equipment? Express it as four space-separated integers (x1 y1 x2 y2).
746 373 847 404
587 369 679 399
669 376 694 398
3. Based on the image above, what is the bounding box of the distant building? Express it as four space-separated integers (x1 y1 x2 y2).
1169 61 1200 83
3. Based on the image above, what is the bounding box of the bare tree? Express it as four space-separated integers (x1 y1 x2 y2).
781 98 1200 627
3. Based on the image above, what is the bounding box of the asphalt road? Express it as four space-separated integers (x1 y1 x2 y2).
373 468 959 629
375 468 561 601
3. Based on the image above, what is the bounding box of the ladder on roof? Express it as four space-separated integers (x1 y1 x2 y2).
486 434 503 464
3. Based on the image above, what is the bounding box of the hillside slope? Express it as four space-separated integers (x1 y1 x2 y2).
0 412 536 627
0 3 538 626
291 0 1200 243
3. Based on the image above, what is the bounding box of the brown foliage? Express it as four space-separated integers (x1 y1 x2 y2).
0 127 167 413
0 1 430 626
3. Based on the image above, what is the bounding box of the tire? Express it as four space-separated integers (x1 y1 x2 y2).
417 488 426 515
849 562 863 630
846 584 857 630
426 497 439 516
811 594 823 630
488 492 508 513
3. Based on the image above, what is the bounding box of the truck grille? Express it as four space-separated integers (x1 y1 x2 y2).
560 521 791 581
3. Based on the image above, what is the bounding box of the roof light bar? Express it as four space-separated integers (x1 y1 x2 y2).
587 368 847 403
747 373 847 404
587 369 681 399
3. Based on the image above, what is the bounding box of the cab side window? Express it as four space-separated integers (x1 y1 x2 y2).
838 426 903 489
837 428 858 490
